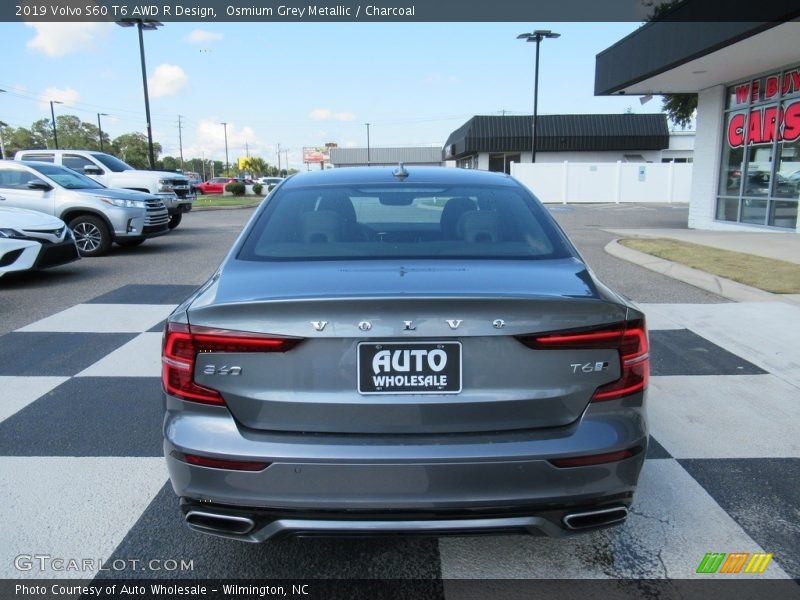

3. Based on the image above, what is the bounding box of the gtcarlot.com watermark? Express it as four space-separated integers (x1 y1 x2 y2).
14 554 194 573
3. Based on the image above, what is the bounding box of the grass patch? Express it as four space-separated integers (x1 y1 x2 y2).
619 238 800 294
194 195 261 208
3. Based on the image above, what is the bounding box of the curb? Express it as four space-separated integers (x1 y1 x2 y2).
604 238 800 306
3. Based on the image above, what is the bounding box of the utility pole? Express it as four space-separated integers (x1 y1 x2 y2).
177 115 184 170
50 100 63 149
0 120 7 160
201 151 206 180
245 140 249 158
97 113 108 151
285 149 289 175
277 143 281 174
0 89 5 159
365 123 371 166
220 122 229 174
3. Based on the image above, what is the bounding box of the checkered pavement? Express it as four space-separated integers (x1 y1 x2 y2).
1 284 798 581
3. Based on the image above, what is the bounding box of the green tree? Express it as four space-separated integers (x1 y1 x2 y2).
53 115 107 150
111 133 162 169
661 94 697 130
240 156 268 177
160 155 181 171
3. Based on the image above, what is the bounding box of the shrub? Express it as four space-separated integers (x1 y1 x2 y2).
252 183 263 195
225 182 246 196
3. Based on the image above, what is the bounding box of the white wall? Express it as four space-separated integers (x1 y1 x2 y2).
688 85 731 229
510 161 692 204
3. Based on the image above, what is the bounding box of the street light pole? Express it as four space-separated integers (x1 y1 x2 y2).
117 19 162 170
49 100 63 149
97 113 108 151
517 30 560 163
365 123 371 166
221 122 229 174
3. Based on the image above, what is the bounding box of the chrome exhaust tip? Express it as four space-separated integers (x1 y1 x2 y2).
185 510 255 535
563 506 628 530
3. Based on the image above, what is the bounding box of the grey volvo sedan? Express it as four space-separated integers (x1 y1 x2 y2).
162 166 649 541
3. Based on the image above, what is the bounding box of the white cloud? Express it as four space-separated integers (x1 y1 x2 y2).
185 29 224 43
308 108 356 122
38 87 81 111
182 118 265 162
25 22 112 57
148 64 189 98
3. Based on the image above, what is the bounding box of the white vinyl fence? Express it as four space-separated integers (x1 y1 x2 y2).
510 161 692 204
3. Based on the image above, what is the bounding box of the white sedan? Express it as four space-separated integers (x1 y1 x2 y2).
0 207 80 277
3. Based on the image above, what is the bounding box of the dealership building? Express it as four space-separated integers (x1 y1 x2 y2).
442 114 693 172
596 9 800 232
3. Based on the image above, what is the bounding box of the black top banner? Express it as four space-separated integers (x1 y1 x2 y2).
5 0 800 22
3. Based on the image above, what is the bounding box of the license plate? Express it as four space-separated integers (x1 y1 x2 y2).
357 341 462 395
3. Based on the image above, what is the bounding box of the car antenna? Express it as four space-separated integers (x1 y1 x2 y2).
393 162 409 180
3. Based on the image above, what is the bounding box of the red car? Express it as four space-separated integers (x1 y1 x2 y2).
195 177 238 195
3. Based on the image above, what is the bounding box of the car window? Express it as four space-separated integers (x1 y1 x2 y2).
0 167 46 189
238 184 570 261
28 164 106 190
64 154 102 174
19 153 54 163
91 153 133 172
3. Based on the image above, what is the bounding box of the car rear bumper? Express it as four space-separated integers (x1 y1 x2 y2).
163 396 647 541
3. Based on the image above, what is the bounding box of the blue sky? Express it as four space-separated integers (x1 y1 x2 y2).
0 22 659 170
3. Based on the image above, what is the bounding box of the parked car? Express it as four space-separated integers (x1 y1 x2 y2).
0 160 169 257
14 150 194 230
162 166 649 542
195 177 238 195
256 176 284 191
0 206 79 276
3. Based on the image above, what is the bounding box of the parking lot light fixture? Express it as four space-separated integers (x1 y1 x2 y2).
517 30 560 163
116 18 163 170
49 100 63 149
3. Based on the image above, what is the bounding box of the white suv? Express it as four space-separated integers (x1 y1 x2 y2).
0 160 169 256
14 150 194 230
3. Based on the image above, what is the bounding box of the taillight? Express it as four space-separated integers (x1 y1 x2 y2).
518 318 649 402
549 446 642 468
162 322 300 405
172 451 269 471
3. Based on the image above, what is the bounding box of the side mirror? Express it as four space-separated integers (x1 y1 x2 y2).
27 181 53 192
83 165 103 175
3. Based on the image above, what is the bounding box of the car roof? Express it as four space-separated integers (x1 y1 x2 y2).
0 159 62 169
281 166 517 189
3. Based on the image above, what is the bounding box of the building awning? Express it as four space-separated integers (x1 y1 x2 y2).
443 114 670 160
595 1 800 96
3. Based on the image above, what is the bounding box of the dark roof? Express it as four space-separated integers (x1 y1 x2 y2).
443 114 670 160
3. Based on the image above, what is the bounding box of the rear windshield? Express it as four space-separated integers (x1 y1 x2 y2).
238 184 571 261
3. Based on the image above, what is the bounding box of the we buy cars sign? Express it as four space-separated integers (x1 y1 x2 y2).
726 66 800 147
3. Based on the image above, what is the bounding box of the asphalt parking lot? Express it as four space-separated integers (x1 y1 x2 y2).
1 204 798 585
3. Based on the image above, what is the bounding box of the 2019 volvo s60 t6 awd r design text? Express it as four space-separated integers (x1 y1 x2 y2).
162 166 649 541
